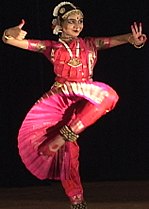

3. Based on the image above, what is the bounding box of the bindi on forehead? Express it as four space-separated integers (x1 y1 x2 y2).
68 13 83 20
67 18 83 22
67 16 83 21
76 16 81 20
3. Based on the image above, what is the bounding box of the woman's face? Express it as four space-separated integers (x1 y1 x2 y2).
61 12 84 38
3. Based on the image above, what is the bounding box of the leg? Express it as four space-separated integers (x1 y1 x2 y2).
38 134 66 156
69 90 119 134
61 142 87 208
38 87 118 156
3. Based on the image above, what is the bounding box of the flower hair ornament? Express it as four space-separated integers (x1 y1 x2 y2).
52 1 83 35
52 18 62 35
53 2 76 17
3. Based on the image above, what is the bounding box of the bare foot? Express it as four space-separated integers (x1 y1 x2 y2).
38 134 65 156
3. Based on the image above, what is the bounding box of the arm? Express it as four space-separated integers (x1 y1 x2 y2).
93 22 147 50
2 19 49 53
109 33 132 48
110 22 147 48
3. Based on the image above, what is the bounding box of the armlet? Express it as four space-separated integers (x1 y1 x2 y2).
95 37 110 49
28 40 46 52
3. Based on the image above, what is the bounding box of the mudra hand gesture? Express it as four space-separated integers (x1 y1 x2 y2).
4 19 27 40
130 22 147 48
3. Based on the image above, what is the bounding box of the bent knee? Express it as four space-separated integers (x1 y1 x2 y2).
107 88 119 110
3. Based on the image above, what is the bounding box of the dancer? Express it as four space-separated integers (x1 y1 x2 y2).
2 2 147 209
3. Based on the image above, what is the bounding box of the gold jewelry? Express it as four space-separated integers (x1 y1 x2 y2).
60 125 79 142
71 202 87 209
133 43 145 48
53 2 76 17
62 9 83 20
59 38 82 67
3 30 13 40
59 7 66 14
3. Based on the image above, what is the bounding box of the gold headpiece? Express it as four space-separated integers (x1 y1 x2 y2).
52 2 83 35
53 2 76 17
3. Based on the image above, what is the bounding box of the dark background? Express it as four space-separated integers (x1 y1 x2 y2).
0 0 149 187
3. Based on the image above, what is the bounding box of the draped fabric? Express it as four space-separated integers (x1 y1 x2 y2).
18 37 118 180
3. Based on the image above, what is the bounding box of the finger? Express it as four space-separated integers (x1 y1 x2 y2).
133 22 139 33
20 33 26 38
131 24 136 35
18 33 26 40
139 22 142 34
21 30 27 36
18 19 25 29
20 32 27 39
140 34 147 42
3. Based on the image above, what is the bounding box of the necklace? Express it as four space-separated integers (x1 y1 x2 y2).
59 38 82 67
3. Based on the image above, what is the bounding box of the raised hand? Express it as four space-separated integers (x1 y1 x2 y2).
131 22 147 46
5 19 27 40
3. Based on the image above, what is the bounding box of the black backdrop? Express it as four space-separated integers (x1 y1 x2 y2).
0 0 149 187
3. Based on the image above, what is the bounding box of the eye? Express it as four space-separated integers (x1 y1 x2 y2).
79 19 83 24
67 19 75 24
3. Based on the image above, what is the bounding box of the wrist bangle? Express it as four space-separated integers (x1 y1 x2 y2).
133 43 145 49
3 30 13 40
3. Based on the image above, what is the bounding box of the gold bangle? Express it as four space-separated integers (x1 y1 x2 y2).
60 125 79 142
133 43 145 49
3 30 13 40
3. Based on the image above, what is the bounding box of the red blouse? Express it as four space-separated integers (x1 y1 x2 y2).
27 37 110 83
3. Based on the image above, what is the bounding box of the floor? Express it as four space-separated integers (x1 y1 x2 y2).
0 181 149 209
